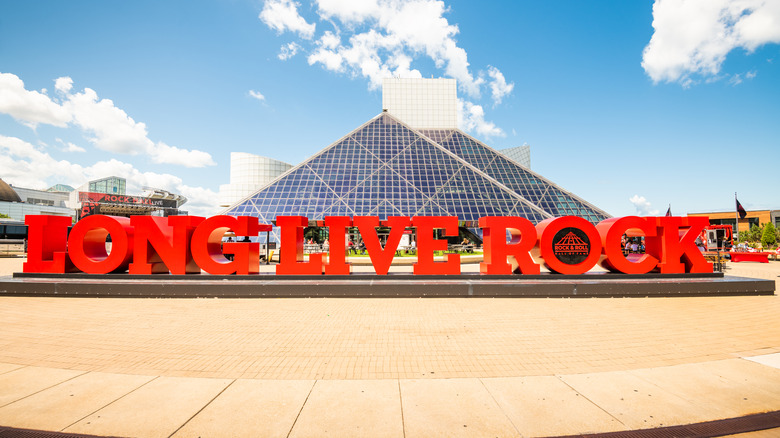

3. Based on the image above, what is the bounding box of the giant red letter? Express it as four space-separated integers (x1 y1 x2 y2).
324 216 352 275
354 216 411 275
479 216 539 275
23 215 75 273
412 216 460 275
596 216 658 274
129 216 204 274
67 215 134 274
276 216 324 275
191 215 263 275
535 216 601 275
645 216 713 273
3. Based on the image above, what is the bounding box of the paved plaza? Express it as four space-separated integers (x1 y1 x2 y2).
0 257 779 437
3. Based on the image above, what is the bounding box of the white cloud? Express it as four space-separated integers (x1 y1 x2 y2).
54 76 73 94
316 0 380 23
642 0 780 85
149 142 216 169
64 87 155 154
629 195 660 216
487 65 513 106
260 0 316 39
0 72 215 168
0 134 219 216
458 99 503 138
56 138 86 153
308 44 345 71
0 72 71 127
66 143 86 153
0 134 87 189
260 1 510 139
296 0 485 96
278 41 301 60
248 90 266 101
319 30 340 49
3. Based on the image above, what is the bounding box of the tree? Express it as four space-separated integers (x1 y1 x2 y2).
0 213 10 219
748 224 762 243
761 222 777 249
739 225 758 243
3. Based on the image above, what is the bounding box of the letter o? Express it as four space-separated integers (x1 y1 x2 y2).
68 215 134 274
536 216 601 275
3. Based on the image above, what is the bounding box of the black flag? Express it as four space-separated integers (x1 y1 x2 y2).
736 199 747 219
665 205 672 217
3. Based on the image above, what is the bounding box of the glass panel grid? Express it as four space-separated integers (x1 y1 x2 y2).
224 113 609 239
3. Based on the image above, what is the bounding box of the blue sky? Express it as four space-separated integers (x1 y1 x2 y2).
1 0 778 217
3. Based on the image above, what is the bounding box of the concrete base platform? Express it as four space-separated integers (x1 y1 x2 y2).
3 271 775 298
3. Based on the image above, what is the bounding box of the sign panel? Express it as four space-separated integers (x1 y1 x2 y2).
23 214 713 276
79 192 179 208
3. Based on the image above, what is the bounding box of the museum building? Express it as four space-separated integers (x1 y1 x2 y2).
222 78 610 242
0 176 188 225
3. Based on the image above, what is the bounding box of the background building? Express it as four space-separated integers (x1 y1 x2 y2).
0 178 75 222
219 152 293 208
381 78 458 129
88 176 126 195
1 175 189 223
383 78 531 168
70 177 187 219
689 209 780 235
222 78 609 242
499 145 531 169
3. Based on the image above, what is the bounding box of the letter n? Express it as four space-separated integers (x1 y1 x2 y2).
129 216 203 274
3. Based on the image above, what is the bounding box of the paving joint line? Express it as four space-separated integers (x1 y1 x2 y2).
624 365 728 418
555 374 626 428
0 363 27 376
478 377 524 437
167 378 237 438
285 379 317 438
397 379 406 438
0 369 91 410
60 375 159 432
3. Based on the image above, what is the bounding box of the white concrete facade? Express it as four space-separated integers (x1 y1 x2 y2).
219 152 293 208
1 186 74 221
382 78 458 129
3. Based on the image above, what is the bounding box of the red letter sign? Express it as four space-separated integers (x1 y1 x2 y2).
645 216 713 273
191 216 263 275
67 215 134 274
535 216 601 275
129 216 203 274
596 216 659 274
276 216 324 275
23 215 74 273
324 216 352 275
479 216 539 275
412 216 461 275
354 216 411 275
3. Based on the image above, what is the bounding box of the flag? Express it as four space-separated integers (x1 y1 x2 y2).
665 205 672 217
736 198 747 219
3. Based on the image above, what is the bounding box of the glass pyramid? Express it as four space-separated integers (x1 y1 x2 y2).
223 113 610 241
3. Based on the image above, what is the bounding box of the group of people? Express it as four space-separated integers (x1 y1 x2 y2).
346 239 366 254
621 235 645 254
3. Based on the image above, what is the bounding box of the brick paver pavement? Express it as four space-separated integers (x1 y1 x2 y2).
1 292 779 380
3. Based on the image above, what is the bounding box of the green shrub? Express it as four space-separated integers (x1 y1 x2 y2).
761 222 777 249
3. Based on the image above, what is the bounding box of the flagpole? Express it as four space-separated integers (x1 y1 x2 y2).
735 192 739 242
